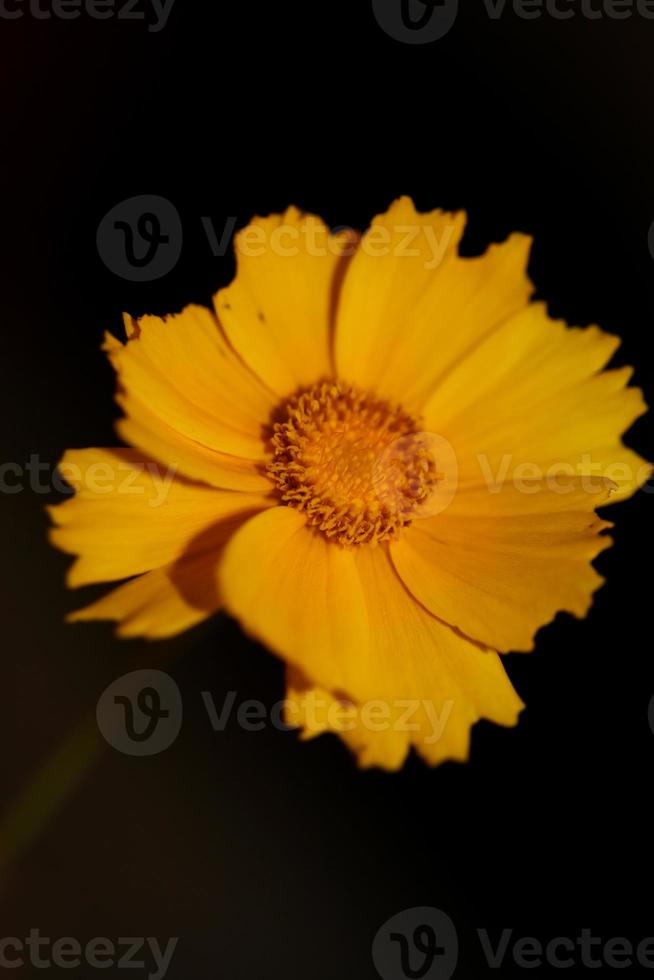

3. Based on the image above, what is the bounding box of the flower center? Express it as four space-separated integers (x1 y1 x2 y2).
266 382 439 546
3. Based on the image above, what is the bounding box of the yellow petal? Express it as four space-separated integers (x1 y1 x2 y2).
219 508 523 767
219 506 370 689
422 303 650 501
392 478 614 654
68 549 222 639
108 306 276 460
116 390 271 493
48 448 273 586
285 666 411 771
334 196 533 410
214 208 355 397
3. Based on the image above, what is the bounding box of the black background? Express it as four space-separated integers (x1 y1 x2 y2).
2 1 654 977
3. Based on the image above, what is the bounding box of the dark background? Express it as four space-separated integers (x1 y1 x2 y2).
2 1 654 977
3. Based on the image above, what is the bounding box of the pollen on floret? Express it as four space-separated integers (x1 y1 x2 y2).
266 381 439 546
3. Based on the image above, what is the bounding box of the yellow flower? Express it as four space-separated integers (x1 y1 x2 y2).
49 198 650 770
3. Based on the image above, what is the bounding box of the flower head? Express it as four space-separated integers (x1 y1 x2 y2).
49 198 650 769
